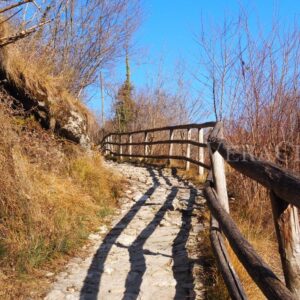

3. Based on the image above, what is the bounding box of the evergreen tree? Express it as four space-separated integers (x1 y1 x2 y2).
114 52 136 132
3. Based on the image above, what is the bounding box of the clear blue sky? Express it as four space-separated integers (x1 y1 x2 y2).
87 0 300 121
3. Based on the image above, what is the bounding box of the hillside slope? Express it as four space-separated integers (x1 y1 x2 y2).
0 25 122 300
0 96 122 299
0 21 100 148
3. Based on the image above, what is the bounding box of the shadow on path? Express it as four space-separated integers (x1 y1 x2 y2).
79 167 160 300
122 186 178 299
172 187 197 300
158 168 172 186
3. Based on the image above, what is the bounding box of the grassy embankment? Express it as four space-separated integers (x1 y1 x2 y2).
0 21 122 298
0 106 122 299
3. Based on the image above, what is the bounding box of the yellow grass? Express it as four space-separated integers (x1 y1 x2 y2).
0 109 122 299
0 18 120 299
225 217 282 299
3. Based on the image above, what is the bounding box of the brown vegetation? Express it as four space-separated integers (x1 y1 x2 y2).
0 102 121 299
0 19 100 145
196 13 300 299
0 2 140 297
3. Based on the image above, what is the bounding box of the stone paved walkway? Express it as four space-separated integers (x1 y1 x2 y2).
45 161 206 300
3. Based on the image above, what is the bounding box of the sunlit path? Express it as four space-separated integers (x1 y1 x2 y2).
45 161 206 300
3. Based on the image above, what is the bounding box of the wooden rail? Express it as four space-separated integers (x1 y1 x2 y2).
207 122 300 299
101 122 216 138
100 121 300 299
101 123 215 174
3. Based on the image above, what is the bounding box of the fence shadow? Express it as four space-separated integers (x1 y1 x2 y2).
172 187 197 299
122 168 198 299
122 186 178 299
79 167 160 300
80 165 199 300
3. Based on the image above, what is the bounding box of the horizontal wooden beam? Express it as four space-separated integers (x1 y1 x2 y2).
102 148 210 169
102 139 207 148
208 122 300 208
101 121 216 142
210 223 247 300
204 184 296 300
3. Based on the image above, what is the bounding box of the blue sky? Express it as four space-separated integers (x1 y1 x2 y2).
87 0 300 120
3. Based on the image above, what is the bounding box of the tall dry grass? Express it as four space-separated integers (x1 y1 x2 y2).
0 106 121 299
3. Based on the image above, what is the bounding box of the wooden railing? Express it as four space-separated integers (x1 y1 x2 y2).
100 121 300 300
101 122 216 175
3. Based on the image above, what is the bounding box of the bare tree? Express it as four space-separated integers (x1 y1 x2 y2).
0 0 141 98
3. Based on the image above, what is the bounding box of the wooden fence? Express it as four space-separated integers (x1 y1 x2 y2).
100 121 300 300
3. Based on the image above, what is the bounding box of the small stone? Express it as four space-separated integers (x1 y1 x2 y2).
65 295 79 300
159 219 170 227
133 192 144 201
99 225 108 233
66 286 76 292
193 224 204 233
45 272 55 278
156 278 177 287
104 266 114 274
117 233 136 246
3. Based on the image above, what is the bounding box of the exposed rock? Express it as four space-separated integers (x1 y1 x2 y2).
0 57 94 148
56 110 91 148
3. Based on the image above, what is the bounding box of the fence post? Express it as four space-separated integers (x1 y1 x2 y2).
104 136 108 156
198 128 204 176
270 192 300 297
209 122 229 212
110 135 114 157
186 128 192 170
129 134 132 159
144 132 149 156
168 129 174 165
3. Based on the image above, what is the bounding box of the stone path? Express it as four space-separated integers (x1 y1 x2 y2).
45 161 206 300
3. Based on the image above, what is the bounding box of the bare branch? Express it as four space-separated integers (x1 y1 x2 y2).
0 19 51 47
0 7 22 24
0 0 32 14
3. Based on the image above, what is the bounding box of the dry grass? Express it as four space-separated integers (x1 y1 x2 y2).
0 20 99 141
196 211 230 300
225 169 283 299
225 220 282 299
0 107 122 299
197 210 280 300
203 167 283 300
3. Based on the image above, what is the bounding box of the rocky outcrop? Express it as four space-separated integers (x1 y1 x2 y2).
0 79 93 148
55 110 91 148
